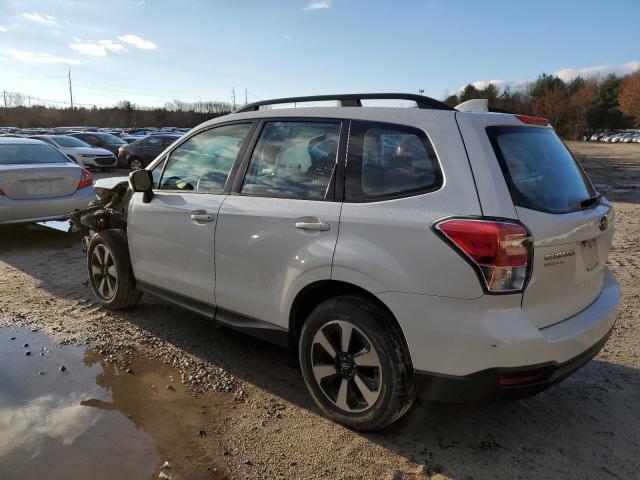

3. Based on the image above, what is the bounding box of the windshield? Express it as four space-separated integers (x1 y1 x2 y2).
98 133 126 145
487 126 596 214
49 136 91 148
0 144 73 165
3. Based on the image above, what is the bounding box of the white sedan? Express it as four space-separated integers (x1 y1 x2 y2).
32 134 118 170
0 137 96 225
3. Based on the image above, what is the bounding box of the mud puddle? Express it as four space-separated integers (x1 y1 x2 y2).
0 326 229 480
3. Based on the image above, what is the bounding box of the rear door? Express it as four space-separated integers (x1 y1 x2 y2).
214 119 346 328
127 122 254 305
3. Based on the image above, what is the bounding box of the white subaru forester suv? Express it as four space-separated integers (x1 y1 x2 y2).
75 94 620 431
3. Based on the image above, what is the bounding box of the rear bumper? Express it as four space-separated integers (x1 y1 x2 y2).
0 186 96 224
414 325 612 402
377 268 620 398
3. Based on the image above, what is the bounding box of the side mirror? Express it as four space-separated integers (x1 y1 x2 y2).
129 169 154 203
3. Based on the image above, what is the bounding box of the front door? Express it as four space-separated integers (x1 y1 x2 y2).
127 122 254 305
215 120 346 328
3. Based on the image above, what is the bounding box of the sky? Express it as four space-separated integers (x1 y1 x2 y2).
0 0 638 108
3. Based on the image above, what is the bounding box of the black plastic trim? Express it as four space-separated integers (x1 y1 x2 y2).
414 325 613 402
215 307 290 348
136 280 215 319
233 93 454 113
135 280 290 348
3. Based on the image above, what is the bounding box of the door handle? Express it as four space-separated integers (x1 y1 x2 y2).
190 211 215 222
295 221 330 231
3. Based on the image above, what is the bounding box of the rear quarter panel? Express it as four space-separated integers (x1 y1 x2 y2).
332 110 485 299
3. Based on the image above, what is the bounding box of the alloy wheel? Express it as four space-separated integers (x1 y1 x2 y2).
310 320 382 413
90 244 117 300
130 159 143 170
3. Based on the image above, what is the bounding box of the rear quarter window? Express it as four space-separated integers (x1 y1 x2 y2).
486 126 596 214
345 121 442 202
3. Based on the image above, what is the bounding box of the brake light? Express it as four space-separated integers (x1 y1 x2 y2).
77 168 94 190
434 218 532 293
515 114 548 126
0 188 4 196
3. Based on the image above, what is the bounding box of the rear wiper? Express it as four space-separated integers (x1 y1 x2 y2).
580 193 603 207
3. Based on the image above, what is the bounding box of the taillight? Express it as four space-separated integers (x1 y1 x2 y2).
0 188 4 196
515 114 548 126
77 168 94 190
434 218 532 293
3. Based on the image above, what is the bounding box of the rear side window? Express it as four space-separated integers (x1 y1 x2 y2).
345 121 442 201
241 121 341 200
487 126 596 214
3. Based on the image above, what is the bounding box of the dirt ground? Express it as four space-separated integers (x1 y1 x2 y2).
0 141 639 480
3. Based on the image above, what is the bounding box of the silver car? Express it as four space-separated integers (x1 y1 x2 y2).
0 137 96 224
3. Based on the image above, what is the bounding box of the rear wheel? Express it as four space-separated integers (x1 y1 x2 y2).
299 295 415 431
87 230 142 310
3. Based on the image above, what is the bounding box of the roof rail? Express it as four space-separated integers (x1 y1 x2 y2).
233 93 455 113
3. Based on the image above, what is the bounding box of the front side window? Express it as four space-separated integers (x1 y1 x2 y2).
241 121 341 200
157 123 252 193
345 122 442 201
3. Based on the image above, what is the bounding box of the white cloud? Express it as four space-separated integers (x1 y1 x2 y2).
20 11 57 25
70 40 124 56
554 60 640 83
0 26 7 32
117 34 157 50
304 0 330 9
6 48 80 65
0 393 101 458
284 34 292 40
461 60 640 93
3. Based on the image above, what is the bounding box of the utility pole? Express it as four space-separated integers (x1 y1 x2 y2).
3 90 8 125
244 88 247 106
231 88 236 110
68 69 74 124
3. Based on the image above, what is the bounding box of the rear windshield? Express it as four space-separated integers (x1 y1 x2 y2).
486 126 596 214
0 144 73 164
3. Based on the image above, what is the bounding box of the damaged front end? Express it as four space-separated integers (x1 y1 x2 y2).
69 179 132 247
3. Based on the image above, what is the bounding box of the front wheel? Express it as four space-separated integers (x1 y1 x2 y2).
299 295 415 431
129 157 143 171
87 230 142 310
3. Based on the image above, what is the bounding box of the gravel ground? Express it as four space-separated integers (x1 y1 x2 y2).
0 142 639 479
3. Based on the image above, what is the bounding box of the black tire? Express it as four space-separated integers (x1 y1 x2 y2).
87 230 142 310
299 295 415 431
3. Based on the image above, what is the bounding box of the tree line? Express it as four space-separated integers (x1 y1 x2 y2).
0 97 233 129
2 70 640 138
445 70 640 139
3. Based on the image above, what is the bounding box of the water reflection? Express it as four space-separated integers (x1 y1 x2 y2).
0 327 224 480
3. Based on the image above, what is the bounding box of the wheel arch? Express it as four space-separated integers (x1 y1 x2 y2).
288 280 411 362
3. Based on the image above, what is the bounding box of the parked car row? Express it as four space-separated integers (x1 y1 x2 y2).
585 131 640 143
1 128 186 170
0 136 95 225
